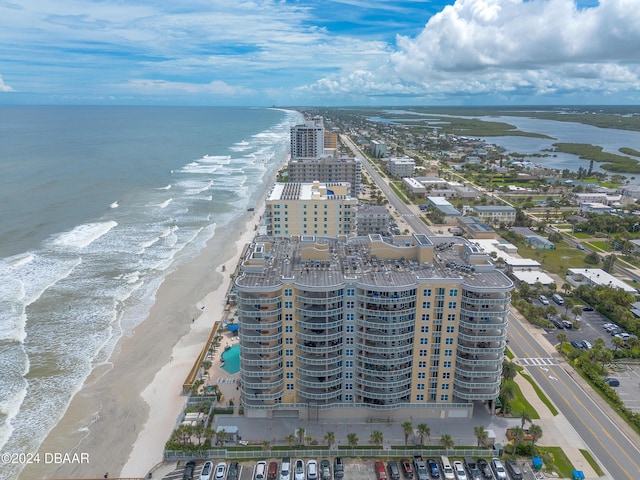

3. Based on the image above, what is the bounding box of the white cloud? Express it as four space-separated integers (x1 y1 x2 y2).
0 74 14 92
122 79 254 97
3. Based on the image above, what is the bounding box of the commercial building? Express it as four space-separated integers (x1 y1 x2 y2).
234 233 513 421
265 181 357 237
288 156 362 197
290 117 324 160
472 206 516 226
370 140 387 158
427 197 462 223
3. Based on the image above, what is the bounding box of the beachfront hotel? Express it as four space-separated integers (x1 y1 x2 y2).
287 156 362 197
264 181 357 237
233 233 513 420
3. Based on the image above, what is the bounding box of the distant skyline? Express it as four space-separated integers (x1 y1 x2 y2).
1 0 638 106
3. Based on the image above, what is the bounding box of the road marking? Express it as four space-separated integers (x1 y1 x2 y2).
518 357 557 366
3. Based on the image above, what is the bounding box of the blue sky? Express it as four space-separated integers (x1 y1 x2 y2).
0 0 638 106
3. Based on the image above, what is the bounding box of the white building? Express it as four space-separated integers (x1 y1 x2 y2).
290 117 324 160
403 177 426 195
387 157 415 178
566 268 637 293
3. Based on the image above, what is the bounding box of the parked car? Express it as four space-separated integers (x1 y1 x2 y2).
280 458 292 480
539 294 550 305
388 461 400 480
426 458 440 479
307 460 317 480
583 340 593 349
400 458 413 479
549 316 564 329
255 462 267 480
200 461 213 480
227 462 239 480
268 462 279 480
183 461 196 480
571 340 585 349
576 244 585 250
215 462 227 480
615 332 631 340
562 320 573 329
294 459 305 480
333 458 343 480
490 458 507 480
476 459 492 480
453 461 467 480
463 457 480 480
320 459 331 480
604 377 620 387
375 461 388 480
505 460 523 480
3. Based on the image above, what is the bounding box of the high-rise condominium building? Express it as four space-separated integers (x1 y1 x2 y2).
290 117 324 160
265 181 357 237
234 233 513 421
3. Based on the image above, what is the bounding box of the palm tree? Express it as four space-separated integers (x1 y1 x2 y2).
529 423 543 447
370 430 384 447
262 440 272 451
500 381 516 414
439 434 455 451
402 421 413 447
572 305 583 320
612 336 625 352
516 409 532 429
416 423 431 446
214 427 226 447
296 427 306 446
305 435 312 446
557 332 568 351
510 426 526 455
285 434 296 447
502 360 517 381
346 433 358 448
324 431 335 449
474 426 488 447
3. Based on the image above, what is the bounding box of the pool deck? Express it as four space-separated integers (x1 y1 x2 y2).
202 329 241 410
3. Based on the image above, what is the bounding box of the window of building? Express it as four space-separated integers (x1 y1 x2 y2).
443 361 451 368
422 301 431 309
286 372 294 379
284 301 293 309
346 338 354 344
445 338 454 345
423 288 432 297
447 314 456 322
286 361 293 367
285 314 293 321
345 383 353 390
419 349 428 357
446 326 455 333
438 288 445 295
444 349 453 357
347 288 355 296
287 383 294 390
346 313 354 321
431 381 438 389
421 325 429 333
346 301 354 308
285 338 293 345
418 361 427 368
417 383 425 390
432 347 440 355
421 314 430 321
442 383 449 390
285 349 293 356
346 325 354 332
346 361 353 367
345 372 353 379
418 372 425 379
443 372 450 379
345 394 353 401
284 288 292 296
449 289 458 297
448 301 457 309
416 394 424 401
346 349 354 356
440 394 449 401
420 338 428 345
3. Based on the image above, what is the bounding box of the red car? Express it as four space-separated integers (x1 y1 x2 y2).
400 459 413 479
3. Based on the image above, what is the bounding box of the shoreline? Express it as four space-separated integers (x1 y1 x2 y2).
20 162 278 480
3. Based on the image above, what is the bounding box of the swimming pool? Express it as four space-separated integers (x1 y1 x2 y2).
221 344 240 374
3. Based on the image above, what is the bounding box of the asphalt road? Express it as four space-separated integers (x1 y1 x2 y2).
507 313 640 480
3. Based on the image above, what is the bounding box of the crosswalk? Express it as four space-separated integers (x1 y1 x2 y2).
517 357 557 367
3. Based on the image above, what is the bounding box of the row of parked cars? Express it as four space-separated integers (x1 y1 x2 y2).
183 460 241 480
407 455 522 480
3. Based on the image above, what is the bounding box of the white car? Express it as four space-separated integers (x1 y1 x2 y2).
491 458 507 480
453 461 467 480
215 462 227 480
538 295 550 305
200 461 213 480
307 460 318 480
295 459 305 480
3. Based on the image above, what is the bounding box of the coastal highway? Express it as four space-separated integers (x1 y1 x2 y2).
507 313 640 480
340 134 435 236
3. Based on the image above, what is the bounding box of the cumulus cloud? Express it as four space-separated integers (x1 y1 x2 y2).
389 0 640 94
0 74 14 92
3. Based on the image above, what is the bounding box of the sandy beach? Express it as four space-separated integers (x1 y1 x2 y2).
20 178 272 480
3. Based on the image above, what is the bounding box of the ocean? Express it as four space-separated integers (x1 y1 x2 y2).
0 106 302 479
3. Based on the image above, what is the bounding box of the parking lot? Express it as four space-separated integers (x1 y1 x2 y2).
164 456 547 480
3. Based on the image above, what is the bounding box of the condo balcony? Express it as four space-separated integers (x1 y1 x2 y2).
243 388 283 401
460 307 509 319
298 342 342 355
458 318 508 330
297 354 343 366
456 343 505 355
239 316 282 329
298 375 342 389
238 306 282 318
457 331 506 343
357 329 414 342
453 383 500 401
454 376 501 390
238 295 282 306
297 364 343 377
456 353 503 368
357 386 411 401
296 305 343 317
357 316 415 329
243 378 284 390
297 330 343 342
240 341 282 355
356 364 413 377
296 293 344 304
243 365 283 377
357 351 413 365
240 354 281 367
296 317 343 329
298 387 342 401
239 331 282 343
357 375 412 390
359 342 413 355
454 364 500 377
460 296 511 306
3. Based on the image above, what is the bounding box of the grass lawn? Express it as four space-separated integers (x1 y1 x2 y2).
573 232 592 239
539 446 575 478
520 372 559 416
525 240 590 276
504 379 539 420
580 449 604 476
585 241 611 252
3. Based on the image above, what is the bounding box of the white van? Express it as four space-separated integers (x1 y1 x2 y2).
255 462 267 480
552 293 564 305
440 456 454 480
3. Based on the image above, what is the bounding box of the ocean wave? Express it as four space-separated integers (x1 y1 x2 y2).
4 253 34 268
157 198 173 209
201 155 231 164
110 201 119 209
158 184 171 190
49 221 118 250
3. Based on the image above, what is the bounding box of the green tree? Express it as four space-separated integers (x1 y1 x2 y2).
557 332 569 351
474 425 488 447
612 336 625 352
572 305 583 320
500 381 517 414
296 427 306 446
510 426 526 454
347 433 358 448
516 409 532 429
439 434 455 451
285 434 296 447
370 430 384 447
502 360 517 381
402 421 413 447
324 431 335 449
529 423 543 447
416 423 431 446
